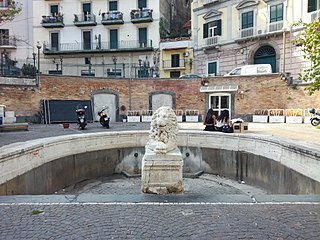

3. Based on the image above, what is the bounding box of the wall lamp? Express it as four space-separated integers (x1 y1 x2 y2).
239 90 245 99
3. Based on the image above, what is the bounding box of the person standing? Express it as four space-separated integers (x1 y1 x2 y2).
215 110 230 132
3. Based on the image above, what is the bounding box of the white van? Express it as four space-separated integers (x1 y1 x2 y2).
224 64 272 76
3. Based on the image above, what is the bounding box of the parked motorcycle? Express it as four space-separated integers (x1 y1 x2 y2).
98 106 110 128
309 108 320 126
76 105 87 130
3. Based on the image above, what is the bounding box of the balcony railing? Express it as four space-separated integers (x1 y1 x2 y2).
0 38 17 48
130 8 153 23
43 39 153 54
203 36 220 47
162 59 186 69
310 9 320 22
0 0 9 8
74 13 97 26
239 27 255 39
41 15 64 28
267 21 283 33
203 0 218 5
101 11 124 25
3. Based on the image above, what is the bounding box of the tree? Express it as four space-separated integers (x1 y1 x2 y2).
293 18 320 95
0 1 22 24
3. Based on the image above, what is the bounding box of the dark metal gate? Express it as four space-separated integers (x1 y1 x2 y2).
42 99 93 124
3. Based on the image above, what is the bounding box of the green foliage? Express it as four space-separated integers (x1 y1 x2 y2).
21 63 36 76
292 19 320 95
159 17 168 39
0 0 22 23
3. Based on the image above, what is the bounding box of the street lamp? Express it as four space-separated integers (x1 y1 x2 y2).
32 52 36 70
112 55 117 77
36 41 42 74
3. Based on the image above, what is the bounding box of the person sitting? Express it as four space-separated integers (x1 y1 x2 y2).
215 110 230 132
203 108 217 131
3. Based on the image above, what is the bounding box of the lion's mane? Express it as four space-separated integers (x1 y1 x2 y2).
147 106 178 153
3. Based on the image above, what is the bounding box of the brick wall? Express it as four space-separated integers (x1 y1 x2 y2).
0 74 319 121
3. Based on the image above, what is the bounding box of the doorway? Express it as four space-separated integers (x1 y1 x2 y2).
209 93 231 118
254 45 276 73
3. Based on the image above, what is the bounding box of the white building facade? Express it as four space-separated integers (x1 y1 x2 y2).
33 0 171 77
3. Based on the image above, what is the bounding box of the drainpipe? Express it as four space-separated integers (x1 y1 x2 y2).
282 0 288 74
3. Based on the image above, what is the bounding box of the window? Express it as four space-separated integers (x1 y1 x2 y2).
0 29 9 45
203 20 221 38
83 2 91 21
171 54 180 68
308 0 317 12
170 71 180 78
50 5 59 16
241 11 253 29
270 3 283 22
109 1 118 11
110 29 118 49
0 0 10 8
208 62 217 76
138 0 146 9
85 57 91 65
139 28 147 47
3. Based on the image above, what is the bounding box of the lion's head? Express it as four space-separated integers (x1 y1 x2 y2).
147 106 178 153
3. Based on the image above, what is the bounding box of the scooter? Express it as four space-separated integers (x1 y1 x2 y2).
309 108 320 126
76 105 87 130
98 106 110 128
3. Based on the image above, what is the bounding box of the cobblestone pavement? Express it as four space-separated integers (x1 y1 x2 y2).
1 123 320 239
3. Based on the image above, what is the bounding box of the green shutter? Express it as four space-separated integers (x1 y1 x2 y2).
216 19 222 36
203 23 208 38
139 28 147 43
208 62 217 75
110 29 118 49
308 0 317 12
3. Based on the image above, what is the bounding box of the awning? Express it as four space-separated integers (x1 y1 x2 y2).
200 85 238 92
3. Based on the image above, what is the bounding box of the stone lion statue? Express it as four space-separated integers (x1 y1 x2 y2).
146 106 179 154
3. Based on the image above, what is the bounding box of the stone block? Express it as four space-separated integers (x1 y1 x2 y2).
141 148 183 194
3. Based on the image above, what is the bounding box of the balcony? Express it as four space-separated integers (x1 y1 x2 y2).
101 11 124 25
203 36 221 48
267 21 284 33
237 22 286 42
0 38 17 49
74 13 97 26
130 8 153 23
41 15 64 28
0 0 9 7
43 39 153 55
310 9 320 23
162 59 186 69
203 0 218 6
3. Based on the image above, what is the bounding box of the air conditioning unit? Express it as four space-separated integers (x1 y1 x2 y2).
257 29 263 35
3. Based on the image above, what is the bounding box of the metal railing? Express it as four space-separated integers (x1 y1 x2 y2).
0 38 16 46
239 27 255 38
267 21 284 33
162 59 186 69
102 11 123 21
203 0 218 5
74 13 96 23
130 9 153 19
41 15 64 24
43 39 153 52
310 9 320 22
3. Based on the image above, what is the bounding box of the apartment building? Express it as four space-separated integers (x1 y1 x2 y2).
0 0 33 75
33 0 171 78
191 0 316 79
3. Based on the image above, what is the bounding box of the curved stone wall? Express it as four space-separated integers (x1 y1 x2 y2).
0 131 319 195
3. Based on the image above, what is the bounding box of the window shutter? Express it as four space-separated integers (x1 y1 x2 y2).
308 0 317 12
216 19 222 36
203 23 208 38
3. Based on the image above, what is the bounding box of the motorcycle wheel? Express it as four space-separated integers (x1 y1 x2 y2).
311 118 320 126
99 118 105 127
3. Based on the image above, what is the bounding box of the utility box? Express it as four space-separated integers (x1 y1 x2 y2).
233 122 248 133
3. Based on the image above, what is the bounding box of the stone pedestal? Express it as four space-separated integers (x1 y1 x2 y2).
141 148 183 194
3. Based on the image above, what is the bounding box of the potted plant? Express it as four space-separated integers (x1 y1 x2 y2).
252 109 269 123
175 110 183 122
127 110 141 122
120 105 127 122
268 109 285 123
185 109 199 122
285 109 303 124
141 110 153 122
